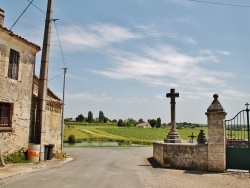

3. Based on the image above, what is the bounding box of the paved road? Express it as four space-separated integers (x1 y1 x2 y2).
1 147 250 188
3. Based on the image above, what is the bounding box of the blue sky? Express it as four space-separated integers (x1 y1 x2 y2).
1 0 250 124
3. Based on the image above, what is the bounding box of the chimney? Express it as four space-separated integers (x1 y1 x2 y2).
0 8 5 27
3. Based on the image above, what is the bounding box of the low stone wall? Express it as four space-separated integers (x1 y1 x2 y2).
153 142 208 170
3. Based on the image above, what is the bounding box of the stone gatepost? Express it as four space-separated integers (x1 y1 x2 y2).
206 94 227 172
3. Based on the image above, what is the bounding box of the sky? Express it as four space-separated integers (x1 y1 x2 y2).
1 0 250 124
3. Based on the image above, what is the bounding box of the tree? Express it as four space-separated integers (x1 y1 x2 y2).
156 117 161 128
104 117 108 123
76 114 84 122
148 119 157 128
138 118 144 123
99 111 105 123
162 123 167 127
112 119 117 123
128 118 137 127
118 119 123 127
64 117 72 122
87 111 93 123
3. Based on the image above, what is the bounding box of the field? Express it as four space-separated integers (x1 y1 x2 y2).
64 122 208 145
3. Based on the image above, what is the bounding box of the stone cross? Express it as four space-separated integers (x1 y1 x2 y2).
188 132 196 143
245 102 249 110
164 88 181 143
166 88 179 131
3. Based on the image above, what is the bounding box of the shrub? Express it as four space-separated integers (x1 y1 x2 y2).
68 135 76 144
3 148 28 164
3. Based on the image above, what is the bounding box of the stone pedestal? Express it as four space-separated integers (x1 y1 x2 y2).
164 130 181 143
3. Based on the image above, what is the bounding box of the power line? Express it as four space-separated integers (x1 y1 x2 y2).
49 73 64 81
10 0 34 30
27 0 46 14
25 1 67 69
189 0 250 8
53 19 67 68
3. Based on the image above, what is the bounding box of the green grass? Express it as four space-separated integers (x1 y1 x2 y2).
3 150 29 164
64 122 208 144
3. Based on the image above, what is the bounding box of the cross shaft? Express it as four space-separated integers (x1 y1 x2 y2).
166 89 179 131
164 88 181 143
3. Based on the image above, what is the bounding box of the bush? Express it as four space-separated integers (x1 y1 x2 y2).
117 119 123 127
54 152 68 159
68 135 76 144
3 148 28 164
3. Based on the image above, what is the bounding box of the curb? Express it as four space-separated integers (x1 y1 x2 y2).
0 157 73 182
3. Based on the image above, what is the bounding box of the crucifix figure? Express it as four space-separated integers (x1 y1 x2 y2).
164 88 181 143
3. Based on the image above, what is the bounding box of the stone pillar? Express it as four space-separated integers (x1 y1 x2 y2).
205 94 227 172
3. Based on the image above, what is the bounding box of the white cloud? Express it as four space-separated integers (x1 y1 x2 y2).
115 97 150 103
58 23 141 51
165 33 197 44
67 74 88 81
181 86 249 101
67 92 111 101
93 45 233 88
135 24 165 38
222 89 249 99
53 22 240 101
165 0 194 6
67 92 151 104
218 51 231 56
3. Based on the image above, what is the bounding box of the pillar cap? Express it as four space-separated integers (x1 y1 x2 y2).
207 94 225 113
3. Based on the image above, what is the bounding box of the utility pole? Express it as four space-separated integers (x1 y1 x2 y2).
61 67 67 151
35 0 54 161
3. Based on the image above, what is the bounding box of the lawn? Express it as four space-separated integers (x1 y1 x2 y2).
64 122 208 144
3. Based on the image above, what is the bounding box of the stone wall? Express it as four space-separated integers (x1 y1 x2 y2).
45 101 62 152
32 76 63 153
0 30 39 154
153 142 208 170
153 94 227 173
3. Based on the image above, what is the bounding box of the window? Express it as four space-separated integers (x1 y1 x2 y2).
0 102 13 130
8 49 19 80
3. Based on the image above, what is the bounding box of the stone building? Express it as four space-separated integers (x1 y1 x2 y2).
0 8 40 154
0 9 62 155
32 76 63 152
136 123 152 128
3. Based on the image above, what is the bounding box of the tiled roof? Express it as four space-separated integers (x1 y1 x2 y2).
0 26 41 51
33 75 62 103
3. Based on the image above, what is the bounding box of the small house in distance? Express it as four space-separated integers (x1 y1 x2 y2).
136 123 152 128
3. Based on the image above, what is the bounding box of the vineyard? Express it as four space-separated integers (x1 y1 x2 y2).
64 122 208 145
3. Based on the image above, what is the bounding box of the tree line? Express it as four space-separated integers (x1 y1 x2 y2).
70 111 110 123
64 111 163 128
65 111 204 128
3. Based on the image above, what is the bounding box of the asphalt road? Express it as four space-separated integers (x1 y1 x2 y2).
1 147 250 188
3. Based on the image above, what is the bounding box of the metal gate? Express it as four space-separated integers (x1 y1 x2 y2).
225 103 250 171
